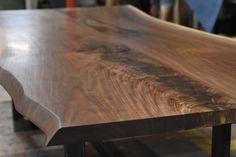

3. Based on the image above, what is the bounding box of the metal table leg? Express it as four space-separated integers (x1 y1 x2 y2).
212 123 231 157
64 142 85 157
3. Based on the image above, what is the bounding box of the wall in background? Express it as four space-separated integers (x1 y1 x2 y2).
0 0 25 9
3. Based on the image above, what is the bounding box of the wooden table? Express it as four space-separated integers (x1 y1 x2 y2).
0 6 236 157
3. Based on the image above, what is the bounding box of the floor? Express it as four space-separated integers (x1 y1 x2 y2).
0 86 236 157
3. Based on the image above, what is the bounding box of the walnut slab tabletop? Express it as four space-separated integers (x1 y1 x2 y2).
0 6 236 147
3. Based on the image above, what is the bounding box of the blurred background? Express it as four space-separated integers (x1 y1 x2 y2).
0 0 236 36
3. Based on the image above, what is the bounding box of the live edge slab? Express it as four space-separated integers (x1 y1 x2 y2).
0 5 235 157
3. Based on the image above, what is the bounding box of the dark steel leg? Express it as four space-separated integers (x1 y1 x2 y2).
12 100 38 132
91 142 113 157
212 124 231 157
64 142 85 157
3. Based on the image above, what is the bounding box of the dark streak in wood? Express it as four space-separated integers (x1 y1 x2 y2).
84 17 144 36
77 43 235 111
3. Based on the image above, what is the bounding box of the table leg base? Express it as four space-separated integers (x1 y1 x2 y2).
64 143 85 157
212 123 231 157
12 100 38 132
91 142 112 157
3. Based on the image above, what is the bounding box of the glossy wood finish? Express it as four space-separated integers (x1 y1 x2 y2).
0 6 236 146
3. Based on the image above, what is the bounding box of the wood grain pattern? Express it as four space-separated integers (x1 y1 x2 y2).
0 6 236 146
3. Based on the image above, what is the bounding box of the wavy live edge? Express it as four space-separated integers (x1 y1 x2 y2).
0 5 236 146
